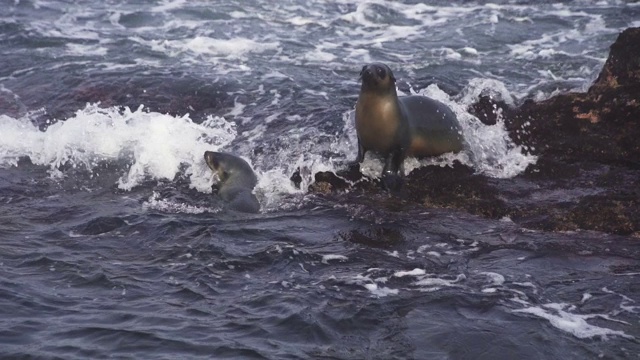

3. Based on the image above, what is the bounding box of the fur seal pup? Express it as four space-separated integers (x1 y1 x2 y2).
355 63 465 189
204 151 260 213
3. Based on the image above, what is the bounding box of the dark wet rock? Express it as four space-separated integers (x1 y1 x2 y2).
308 164 365 194
563 194 639 234
289 168 303 189
590 27 640 90
308 27 640 236
405 164 508 219
506 27 640 166
467 95 509 126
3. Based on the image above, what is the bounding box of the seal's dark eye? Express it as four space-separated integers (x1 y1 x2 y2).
376 67 385 77
360 65 367 77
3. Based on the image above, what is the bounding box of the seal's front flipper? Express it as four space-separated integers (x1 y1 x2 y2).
348 141 365 175
354 138 366 164
382 150 403 175
380 148 404 191
382 172 403 192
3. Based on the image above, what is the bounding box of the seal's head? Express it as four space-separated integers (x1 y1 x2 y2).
204 151 227 181
204 151 257 188
204 151 260 212
359 63 396 94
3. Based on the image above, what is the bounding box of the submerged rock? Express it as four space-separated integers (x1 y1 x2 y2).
309 27 640 236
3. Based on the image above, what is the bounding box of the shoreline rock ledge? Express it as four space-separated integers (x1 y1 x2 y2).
308 27 640 236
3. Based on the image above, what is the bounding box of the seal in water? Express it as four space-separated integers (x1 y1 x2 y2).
355 63 465 189
204 151 260 213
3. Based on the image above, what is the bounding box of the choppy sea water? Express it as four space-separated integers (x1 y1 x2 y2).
1 1 639 359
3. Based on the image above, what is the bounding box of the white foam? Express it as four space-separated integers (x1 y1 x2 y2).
152 0 188 13
321 254 348 264
228 11 250 19
129 35 279 73
304 46 337 63
457 78 516 107
0 104 236 192
303 89 329 99
364 283 398 297
254 167 307 210
480 271 506 286
385 250 400 258
602 287 639 314
440 48 462 61
416 245 430 253
145 36 280 63
414 274 466 288
460 47 478 56
286 16 321 27
426 83 537 178
66 43 108 57
225 99 246 118
513 303 633 340
16 0 626 96
182 36 280 58
394 268 426 277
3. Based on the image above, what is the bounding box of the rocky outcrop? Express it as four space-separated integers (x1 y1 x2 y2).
507 27 640 166
308 27 640 236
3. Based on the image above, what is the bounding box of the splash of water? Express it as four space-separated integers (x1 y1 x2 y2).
0 77 536 210
0 103 236 192
320 79 537 181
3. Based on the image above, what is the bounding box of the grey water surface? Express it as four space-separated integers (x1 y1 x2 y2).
1 1 639 359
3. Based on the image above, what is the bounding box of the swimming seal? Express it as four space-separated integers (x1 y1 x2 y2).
354 63 465 189
204 151 260 213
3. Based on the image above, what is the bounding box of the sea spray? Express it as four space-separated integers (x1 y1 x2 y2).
0 104 237 192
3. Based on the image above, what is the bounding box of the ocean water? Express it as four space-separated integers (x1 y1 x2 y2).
1 1 639 359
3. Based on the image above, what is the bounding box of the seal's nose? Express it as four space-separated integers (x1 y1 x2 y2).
204 151 220 169
361 66 374 80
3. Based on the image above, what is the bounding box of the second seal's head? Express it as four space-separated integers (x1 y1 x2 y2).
359 63 396 93
204 151 257 187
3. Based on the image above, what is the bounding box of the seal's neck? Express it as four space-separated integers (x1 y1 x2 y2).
355 90 402 153
360 82 397 97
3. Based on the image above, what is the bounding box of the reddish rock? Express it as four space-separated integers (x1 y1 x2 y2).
506 27 640 166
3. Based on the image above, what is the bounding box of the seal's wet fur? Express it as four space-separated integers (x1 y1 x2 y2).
355 63 464 189
204 151 260 213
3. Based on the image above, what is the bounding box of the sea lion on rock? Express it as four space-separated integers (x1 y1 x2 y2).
355 63 465 189
204 151 260 213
